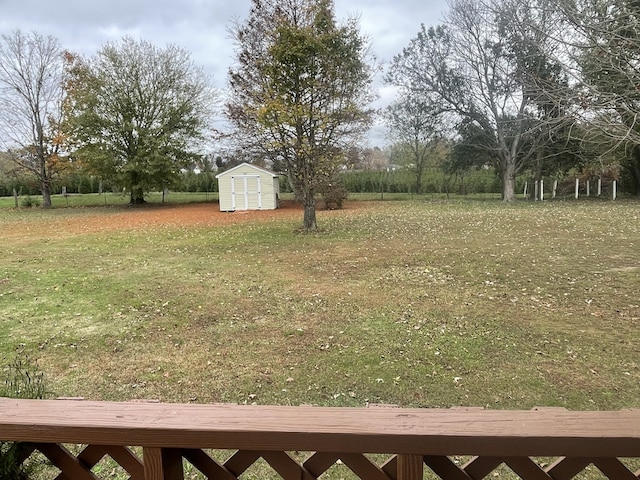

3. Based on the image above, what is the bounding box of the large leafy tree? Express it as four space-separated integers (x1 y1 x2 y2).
65 37 215 204
558 0 640 194
227 0 376 230
386 0 567 201
0 30 68 208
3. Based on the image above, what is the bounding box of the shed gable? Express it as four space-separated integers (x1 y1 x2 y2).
216 163 280 212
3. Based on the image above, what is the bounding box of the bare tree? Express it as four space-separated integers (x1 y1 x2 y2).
554 0 640 194
386 0 569 201
0 30 66 207
384 94 444 194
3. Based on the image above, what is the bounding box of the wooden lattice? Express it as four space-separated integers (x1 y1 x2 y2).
1 398 639 480
16 445 640 479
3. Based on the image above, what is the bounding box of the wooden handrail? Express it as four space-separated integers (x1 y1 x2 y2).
1 397 640 479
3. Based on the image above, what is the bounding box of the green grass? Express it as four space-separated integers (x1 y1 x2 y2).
0 191 219 209
2 196 639 479
1 197 639 412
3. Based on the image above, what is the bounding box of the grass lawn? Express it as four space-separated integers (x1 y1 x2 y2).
0 197 638 411
0 191 219 209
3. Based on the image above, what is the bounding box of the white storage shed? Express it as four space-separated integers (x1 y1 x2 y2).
215 163 280 212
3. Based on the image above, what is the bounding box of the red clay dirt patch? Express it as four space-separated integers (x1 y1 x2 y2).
72 200 305 233
3 200 369 242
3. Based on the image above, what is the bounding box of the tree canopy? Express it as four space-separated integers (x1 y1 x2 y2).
227 0 376 229
384 94 446 194
557 0 640 193
65 37 216 204
386 0 572 201
0 30 67 207
6 0 640 204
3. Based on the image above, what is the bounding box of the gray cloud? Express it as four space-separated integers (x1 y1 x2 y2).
0 0 447 144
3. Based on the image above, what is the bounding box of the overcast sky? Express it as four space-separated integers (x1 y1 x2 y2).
0 0 449 146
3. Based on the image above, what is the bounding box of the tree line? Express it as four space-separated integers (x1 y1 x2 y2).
384 0 640 201
0 155 505 199
1 0 639 229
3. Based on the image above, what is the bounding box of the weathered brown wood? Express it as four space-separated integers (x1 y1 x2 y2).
182 448 238 479
545 457 591 479
70 445 144 480
592 457 638 479
503 457 552 479
36 443 99 480
143 447 183 480
462 456 502 478
380 455 398 480
104 445 145 480
260 450 316 480
423 455 472 480
4 398 640 480
52 444 143 480
303 451 340 477
2 398 639 457
339 452 391 480
52 444 107 480
396 454 423 480
13 443 36 465
142 447 163 480
75 444 106 467
223 449 261 477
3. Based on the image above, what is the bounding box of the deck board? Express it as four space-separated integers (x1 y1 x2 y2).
1 398 639 457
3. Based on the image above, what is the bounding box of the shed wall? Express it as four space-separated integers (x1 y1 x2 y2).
217 164 279 211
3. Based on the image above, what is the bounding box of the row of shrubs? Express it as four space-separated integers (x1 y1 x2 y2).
8 168 627 201
0 173 220 198
340 168 503 195
0 167 505 198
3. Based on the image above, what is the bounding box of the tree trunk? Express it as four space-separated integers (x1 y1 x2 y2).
288 171 304 202
415 167 423 195
40 164 52 208
302 189 317 231
40 179 52 208
629 145 640 196
130 187 146 204
501 160 517 202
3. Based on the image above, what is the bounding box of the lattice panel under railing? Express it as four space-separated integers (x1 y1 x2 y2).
14 444 640 479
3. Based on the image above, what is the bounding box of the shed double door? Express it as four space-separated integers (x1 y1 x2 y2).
231 175 262 210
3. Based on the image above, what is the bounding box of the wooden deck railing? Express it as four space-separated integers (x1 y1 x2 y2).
1 397 639 479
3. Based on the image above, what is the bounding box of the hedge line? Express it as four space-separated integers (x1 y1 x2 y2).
0 167 504 198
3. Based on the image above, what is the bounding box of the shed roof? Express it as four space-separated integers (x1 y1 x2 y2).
215 162 279 179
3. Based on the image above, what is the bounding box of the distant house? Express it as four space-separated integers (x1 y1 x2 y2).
215 162 280 212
